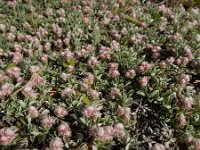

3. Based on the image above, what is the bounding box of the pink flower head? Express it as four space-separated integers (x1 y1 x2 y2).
184 48 193 59
60 49 73 60
109 69 120 77
57 122 71 137
151 143 166 150
41 117 55 129
22 84 38 99
54 106 68 118
0 24 6 32
138 61 151 73
45 8 54 17
87 57 99 67
88 89 100 99
113 123 126 137
99 48 111 60
109 62 119 70
52 24 63 37
110 88 120 99
6 67 21 78
60 73 71 81
147 44 154 50
160 61 167 68
166 56 175 65
0 73 9 83
117 105 131 120
28 106 39 118
30 74 46 87
177 113 187 127
180 97 194 110
80 82 89 91
77 49 87 58
151 52 161 61
82 106 101 120
41 55 48 63
191 138 200 150
179 75 190 86
12 52 23 64
171 33 183 41
139 76 149 87
61 87 76 98
0 127 16 145
43 42 51 51
54 39 63 48
125 69 136 78
7 0 17 8
29 66 41 74
110 40 120 50
57 8 65 17
49 137 64 150
83 72 94 85
0 83 14 98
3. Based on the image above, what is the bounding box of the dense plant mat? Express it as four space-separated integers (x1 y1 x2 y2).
0 0 200 149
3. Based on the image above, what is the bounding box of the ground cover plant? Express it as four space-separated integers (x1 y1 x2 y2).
0 0 200 149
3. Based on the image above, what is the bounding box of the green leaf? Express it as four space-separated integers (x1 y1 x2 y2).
136 91 146 97
6 63 16 69
30 131 42 136
151 90 160 98
122 14 140 24
18 100 26 108
63 59 68 68
81 95 91 105
69 57 75 66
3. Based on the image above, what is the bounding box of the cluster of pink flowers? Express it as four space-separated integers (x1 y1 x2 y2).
87 89 100 99
28 106 39 119
6 67 21 78
61 87 76 98
83 72 95 85
22 84 38 99
130 33 148 43
30 74 46 87
54 106 68 118
41 117 55 129
49 137 64 150
89 123 126 141
117 105 131 120
57 122 71 137
180 97 194 110
179 74 190 86
147 44 162 61
0 83 14 98
138 61 152 73
99 46 111 60
60 49 73 60
139 76 149 87
82 106 102 120
125 69 136 78
110 40 120 50
177 113 187 127
0 127 16 145
110 87 120 99
87 57 99 67
108 62 120 77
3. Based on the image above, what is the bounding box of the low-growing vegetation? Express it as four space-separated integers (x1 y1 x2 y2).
0 0 200 149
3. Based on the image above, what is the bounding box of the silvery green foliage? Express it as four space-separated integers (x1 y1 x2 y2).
0 0 200 149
